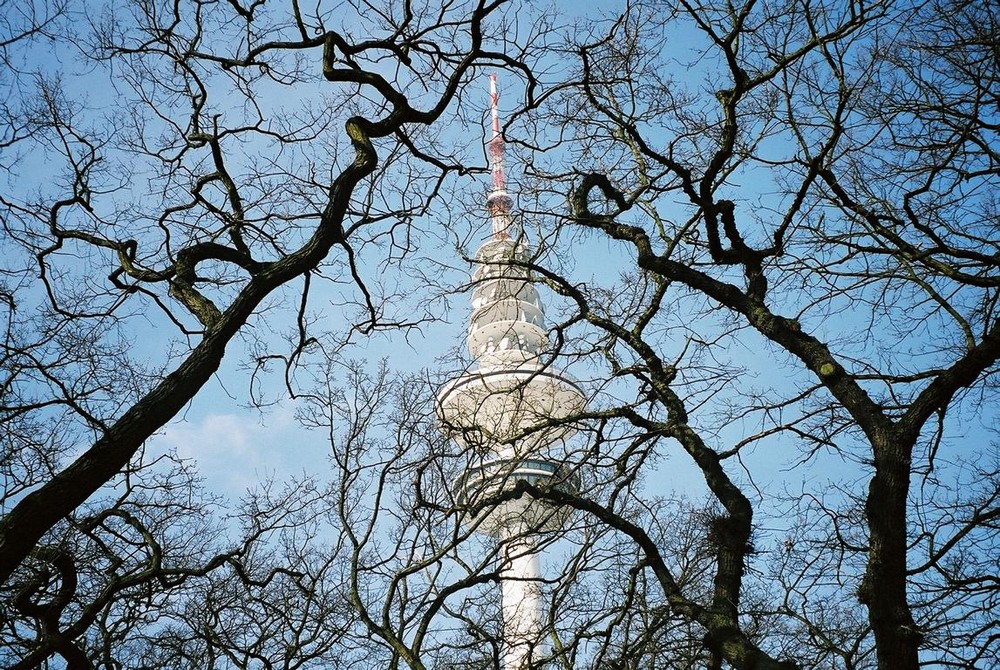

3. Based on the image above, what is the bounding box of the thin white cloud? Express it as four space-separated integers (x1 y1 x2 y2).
152 403 325 496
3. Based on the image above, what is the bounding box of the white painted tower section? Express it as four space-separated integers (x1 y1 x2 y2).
437 75 585 670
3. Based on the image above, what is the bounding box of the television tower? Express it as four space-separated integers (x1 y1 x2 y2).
437 75 585 670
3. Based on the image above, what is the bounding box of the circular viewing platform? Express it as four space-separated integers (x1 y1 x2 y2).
437 364 585 451
455 456 582 536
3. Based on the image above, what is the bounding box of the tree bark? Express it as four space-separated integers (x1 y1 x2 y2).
862 432 921 670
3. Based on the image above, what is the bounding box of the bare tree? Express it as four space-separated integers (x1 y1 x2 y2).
496 0 1000 668
4 0 999 669
0 0 529 666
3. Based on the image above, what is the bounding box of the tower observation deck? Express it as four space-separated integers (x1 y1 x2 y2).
437 75 585 670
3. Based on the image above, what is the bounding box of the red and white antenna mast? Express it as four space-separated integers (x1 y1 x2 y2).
486 73 514 240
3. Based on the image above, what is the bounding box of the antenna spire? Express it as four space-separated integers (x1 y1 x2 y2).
486 73 513 240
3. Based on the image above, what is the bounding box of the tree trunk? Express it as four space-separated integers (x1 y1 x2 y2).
862 432 921 670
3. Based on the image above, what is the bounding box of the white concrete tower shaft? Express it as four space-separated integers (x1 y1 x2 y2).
437 75 585 670
501 531 544 670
